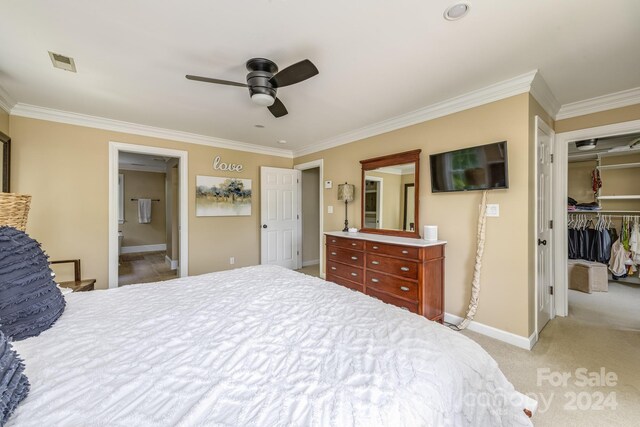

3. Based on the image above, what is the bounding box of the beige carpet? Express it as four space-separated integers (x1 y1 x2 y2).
296 263 321 278
462 281 640 426
118 251 177 286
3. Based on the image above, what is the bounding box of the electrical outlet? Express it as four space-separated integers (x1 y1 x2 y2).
486 204 500 217
229 256 235 265
327 205 333 214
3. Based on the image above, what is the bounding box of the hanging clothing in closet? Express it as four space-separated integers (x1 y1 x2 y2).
567 216 612 264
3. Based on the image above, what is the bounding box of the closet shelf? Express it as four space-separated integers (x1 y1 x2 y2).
597 195 640 200
597 162 640 170
569 209 640 214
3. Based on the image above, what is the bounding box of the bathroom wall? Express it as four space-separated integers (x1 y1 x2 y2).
119 169 167 249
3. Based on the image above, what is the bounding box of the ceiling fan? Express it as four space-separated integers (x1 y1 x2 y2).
186 58 319 118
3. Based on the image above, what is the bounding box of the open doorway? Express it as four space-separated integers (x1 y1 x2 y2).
554 120 640 331
109 142 188 289
565 132 640 329
294 160 324 278
117 153 179 286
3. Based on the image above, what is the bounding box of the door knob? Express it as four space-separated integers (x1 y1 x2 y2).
262 224 267 229
538 239 547 246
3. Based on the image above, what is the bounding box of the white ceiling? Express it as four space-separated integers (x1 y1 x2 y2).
1 1 639 153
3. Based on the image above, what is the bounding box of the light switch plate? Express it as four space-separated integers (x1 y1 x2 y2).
486 204 500 217
327 205 334 214
324 180 332 189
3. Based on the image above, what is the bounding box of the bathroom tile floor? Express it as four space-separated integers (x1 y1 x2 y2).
118 251 178 286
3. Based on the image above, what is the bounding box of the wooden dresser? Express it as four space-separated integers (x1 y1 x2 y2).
325 231 446 322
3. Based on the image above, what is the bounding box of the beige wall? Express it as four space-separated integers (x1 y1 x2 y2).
301 168 320 264
296 93 533 337
10 116 291 289
0 109 8 135
555 103 640 133
119 169 167 247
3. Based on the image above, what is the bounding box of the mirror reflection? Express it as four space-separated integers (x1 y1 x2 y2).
364 163 415 231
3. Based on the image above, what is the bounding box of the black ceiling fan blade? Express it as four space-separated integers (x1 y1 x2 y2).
185 75 247 87
269 59 318 88
268 98 288 118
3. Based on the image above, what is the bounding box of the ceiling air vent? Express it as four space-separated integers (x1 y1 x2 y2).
48 51 77 72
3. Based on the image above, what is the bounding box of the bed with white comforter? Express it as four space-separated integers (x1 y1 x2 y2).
10 265 534 426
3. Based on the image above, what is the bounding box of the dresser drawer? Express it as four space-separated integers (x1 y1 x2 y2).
326 236 364 250
365 272 417 300
366 254 419 279
327 273 364 293
366 288 418 314
326 246 364 267
327 261 364 283
365 241 419 259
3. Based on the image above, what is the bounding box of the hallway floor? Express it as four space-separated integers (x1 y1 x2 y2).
296 263 320 278
118 251 177 286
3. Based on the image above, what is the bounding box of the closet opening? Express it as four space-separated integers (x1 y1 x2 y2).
565 131 640 330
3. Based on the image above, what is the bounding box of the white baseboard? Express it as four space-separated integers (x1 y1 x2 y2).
165 255 179 270
302 259 320 267
121 244 167 254
444 313 536 350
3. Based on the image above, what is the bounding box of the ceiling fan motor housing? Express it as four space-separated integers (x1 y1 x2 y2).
246 58 278 100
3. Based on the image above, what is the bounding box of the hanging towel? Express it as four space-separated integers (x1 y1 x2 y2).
138 199 152 224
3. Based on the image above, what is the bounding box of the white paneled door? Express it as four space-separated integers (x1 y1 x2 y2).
260 167 300 269
536 117 554 334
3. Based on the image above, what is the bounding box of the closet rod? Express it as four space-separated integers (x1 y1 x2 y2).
130 198 160 202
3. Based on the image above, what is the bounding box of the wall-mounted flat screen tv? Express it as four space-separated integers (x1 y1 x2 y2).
430 141 509 193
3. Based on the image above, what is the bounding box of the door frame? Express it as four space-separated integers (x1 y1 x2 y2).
294 159 324 277
534 116 555 343
364 176 383 228
108 141 189 288
553 118 640 316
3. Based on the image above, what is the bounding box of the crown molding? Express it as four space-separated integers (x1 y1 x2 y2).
10 103 293 158
0 85 16 114
530 72 560 119
293 70 538 157
556 86 640 121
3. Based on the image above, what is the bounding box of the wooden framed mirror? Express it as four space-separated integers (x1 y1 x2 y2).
360 149 420 238
0 131 10 193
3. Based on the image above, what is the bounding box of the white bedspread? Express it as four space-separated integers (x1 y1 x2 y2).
10 265 533 426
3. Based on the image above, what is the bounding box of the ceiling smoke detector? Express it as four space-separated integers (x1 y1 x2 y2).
48 51 77 72
444 3 470 21
575 139 598 151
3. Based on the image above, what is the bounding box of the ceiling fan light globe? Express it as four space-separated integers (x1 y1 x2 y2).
251 93 275 106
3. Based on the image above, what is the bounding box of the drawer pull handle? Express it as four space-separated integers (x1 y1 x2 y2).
371 278 379 283
351 272 358 277
331 252 337 256
372 246 379 249
331 266 337 270
331 239 336 243
351 256 358 260
400 286 410 292
402 250 409 254
400 267 410 272
371 261 380 265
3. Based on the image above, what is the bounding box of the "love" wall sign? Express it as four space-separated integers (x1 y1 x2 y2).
212 156 244 172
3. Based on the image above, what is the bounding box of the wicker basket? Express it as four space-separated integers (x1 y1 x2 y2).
0 192 32 232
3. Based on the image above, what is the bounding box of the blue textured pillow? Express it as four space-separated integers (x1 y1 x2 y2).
0 226 66 341
0 330 29 425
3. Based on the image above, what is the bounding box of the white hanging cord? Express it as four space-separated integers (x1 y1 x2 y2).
456 190 489 330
